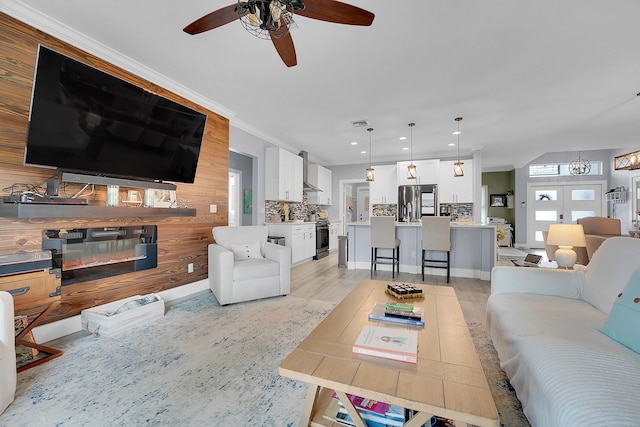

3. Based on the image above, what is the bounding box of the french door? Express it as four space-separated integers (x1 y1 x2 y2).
527 181 606 248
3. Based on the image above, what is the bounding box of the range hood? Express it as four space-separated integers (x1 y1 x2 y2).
298 151 322 193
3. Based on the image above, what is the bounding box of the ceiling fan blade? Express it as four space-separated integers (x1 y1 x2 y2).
295 0 374 26
271 24 297 67
183 3 248 35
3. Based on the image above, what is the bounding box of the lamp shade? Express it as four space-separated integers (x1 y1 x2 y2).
546 224 587 248
546 224 587 268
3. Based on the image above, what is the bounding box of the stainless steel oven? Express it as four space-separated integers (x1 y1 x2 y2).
314 219 330 260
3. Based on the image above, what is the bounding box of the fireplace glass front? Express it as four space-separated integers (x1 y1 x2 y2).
42 225 157 285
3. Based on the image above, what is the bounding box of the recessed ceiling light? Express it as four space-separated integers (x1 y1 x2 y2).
402 147 409 150
361 150 367 154
351 141 358 145
399 136 407 141
448 143 456 147
452 131 461 135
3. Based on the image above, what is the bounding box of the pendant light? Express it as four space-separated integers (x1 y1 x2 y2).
365 127 375 182
407 122 417 180
568 151 591 175
453 117 464 177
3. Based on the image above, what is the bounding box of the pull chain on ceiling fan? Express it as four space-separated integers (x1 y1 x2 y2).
183 0 375 67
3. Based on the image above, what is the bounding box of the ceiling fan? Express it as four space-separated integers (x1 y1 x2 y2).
183 0 374 67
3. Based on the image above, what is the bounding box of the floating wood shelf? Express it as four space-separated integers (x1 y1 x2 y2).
0 204 197 219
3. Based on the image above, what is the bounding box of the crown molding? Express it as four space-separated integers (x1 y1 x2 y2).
0 2 235 119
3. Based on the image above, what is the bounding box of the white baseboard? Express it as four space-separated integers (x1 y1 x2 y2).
32 279 210 344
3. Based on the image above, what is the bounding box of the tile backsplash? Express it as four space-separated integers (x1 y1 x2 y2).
265 195 323 223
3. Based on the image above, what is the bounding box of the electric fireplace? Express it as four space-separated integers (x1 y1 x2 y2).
42 225 157 285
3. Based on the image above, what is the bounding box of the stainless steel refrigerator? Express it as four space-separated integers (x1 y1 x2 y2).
397 184 438 222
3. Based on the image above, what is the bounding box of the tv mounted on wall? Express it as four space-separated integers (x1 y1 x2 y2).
24 46 207 184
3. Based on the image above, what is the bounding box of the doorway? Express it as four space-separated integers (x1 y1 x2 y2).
229 169 242 227
339 179 368 234
357 186 370 222
527 181 606 248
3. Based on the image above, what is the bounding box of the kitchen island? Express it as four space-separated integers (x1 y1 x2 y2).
347 221 497 280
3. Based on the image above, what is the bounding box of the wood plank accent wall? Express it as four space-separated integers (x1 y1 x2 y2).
0 13 228 323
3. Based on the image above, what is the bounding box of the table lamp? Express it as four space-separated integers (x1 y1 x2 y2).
546 224 587 268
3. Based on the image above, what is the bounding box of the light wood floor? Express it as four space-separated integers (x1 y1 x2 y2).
289 252 495 324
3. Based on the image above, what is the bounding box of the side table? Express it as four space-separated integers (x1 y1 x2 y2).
0 267 63 372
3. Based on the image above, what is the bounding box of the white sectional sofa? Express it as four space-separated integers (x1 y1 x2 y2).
486 237 640 427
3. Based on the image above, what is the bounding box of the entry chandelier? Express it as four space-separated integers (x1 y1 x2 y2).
365 127 374 182
453 117 464 177
614 150 640 170
407 123 416 180
568 151 591 176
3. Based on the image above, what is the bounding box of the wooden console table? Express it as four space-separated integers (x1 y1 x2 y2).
0 268 63 372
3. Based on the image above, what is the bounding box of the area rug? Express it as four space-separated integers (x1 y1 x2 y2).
2 293 530 427
1 292 336 427
468 322 531 427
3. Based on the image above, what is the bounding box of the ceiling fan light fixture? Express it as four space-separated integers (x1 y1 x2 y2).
239 0 294 39
407 122 416 180
454 117 464 178
366 127 375 182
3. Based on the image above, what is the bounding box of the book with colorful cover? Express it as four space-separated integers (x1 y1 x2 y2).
352 325 418 363
331 392 389 415
368 302 425 327
324 394 406 427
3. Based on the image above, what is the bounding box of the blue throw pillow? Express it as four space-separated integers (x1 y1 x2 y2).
599 268 640 353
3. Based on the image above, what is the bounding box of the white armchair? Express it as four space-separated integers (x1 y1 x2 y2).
1 290 16 415
209 226 291 305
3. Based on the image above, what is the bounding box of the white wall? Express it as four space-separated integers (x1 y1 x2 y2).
229 126 275 225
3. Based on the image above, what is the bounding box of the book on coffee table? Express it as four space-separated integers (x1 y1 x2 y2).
352 325 418 363
368 302 425 327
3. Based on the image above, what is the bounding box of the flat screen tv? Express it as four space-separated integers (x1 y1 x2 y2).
24 46 207 184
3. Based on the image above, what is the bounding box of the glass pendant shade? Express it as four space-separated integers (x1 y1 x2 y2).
454 117 464 178
365 127 374 182
453 161 464 177
407 164 417 180
366 167 375 182
407 122 416 179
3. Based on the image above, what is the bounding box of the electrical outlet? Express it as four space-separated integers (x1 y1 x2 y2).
210 204 217 213
188 263 194 273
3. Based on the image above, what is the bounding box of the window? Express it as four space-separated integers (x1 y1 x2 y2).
529 161 602 177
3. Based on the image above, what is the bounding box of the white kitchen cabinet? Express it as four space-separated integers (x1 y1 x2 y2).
265 147 303 202
438 159 474 203
396 159 440 186
267 223 316 264
369 164 397 205
329 222 340 251
307 164 332 205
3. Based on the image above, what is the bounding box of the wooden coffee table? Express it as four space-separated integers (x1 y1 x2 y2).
279 279 499 427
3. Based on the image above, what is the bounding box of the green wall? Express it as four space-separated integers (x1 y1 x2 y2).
483 170 516 228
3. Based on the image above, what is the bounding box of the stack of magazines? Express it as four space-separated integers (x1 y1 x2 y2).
323 393 405 427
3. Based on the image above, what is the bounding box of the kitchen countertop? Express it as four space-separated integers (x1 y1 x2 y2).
348 221 495 228
266 221 317 225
